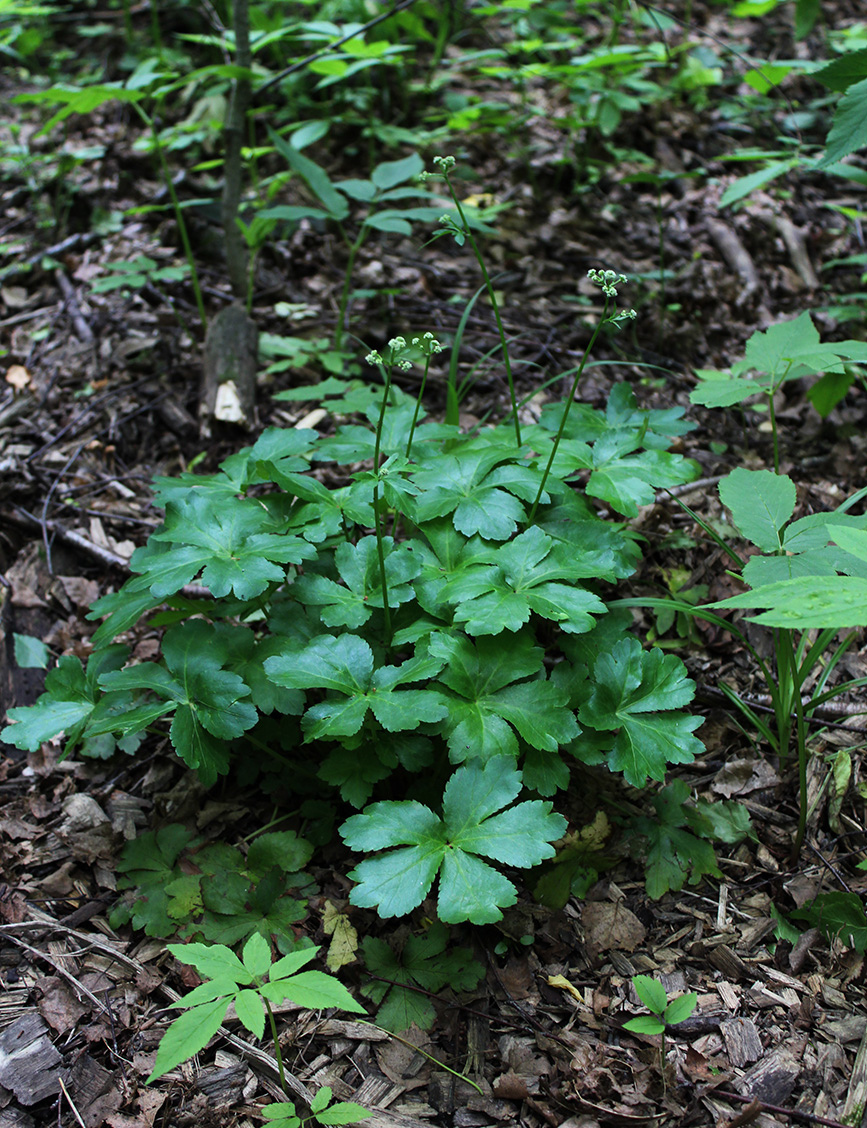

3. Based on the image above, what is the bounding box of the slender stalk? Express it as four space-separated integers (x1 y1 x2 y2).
134 103 207 332
527 298 610 524
336 227 367 349
406 353 432 458
782 635 810 862
223 0 252 302
263 997 286 1094
372 355 395 643
767 392 780 474
439 168 521 447
357 1021 483 1095
772 629 795 763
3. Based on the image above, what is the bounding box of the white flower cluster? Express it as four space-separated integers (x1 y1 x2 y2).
587 267 628 297
366 333 443 369
412 332 444 357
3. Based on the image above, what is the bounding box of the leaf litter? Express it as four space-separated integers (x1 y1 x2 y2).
3 2 867 1126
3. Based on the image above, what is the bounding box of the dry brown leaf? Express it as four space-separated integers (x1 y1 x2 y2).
581 901 646 961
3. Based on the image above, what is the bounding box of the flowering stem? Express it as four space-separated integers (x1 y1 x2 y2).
527 269 635 525
372 362 394 645
527 299 610 524
436 161 521 448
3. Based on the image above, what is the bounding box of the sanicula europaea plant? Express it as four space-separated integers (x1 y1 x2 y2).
2 154 707 922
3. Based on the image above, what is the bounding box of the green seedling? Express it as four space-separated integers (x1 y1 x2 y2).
691 312 867 471
623 974 697 1038
148 932 368 1127
260 1088 371 1128
90 255 189 294
624 973 697 1090
620 469 867 861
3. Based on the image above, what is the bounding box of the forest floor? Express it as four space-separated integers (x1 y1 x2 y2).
2 3 867 1127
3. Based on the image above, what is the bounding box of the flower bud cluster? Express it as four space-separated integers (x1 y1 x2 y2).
587 267 628 297
366 333 443 370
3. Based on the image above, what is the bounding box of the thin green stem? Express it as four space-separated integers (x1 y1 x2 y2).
357 1021 483 1095
772 629 795 762
767 392 780 474
372 360 394 644
405 354 432 458
134 102 207 333
527 297 611 524
263 997 287 1094
442 173 521 447
336 227 367 349
783 637 810 862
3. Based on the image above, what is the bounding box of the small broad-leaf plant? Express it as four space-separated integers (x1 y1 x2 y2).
149 932 370 1127
2 272 706 920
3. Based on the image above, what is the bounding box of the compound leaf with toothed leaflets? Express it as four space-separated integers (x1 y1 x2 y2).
99 622 258 784
136 492 316 600
264 635 448 740
340 759 566 923
293 537 421 629
627 780 722 899
361 922 483 1032
578 638 702 788
0 645 158 756
410 445 545 540
439 526 606 635
428 632 579 761
148 939 362 1083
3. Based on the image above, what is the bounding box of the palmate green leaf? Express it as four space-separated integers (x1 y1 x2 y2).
411 445 542 540
99 622 258 784
319 745 393 808
265 635 447 740
628 781 722 898
538 495 642 582
247 832 314 879
361 924 483 1031
293 537 421 629
139 493 316 600
794 892 867 951
0 645 133 752
341 759 566 923
439 526 606 635
586 440 697 518
429 632 579 761
578 638 703 788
